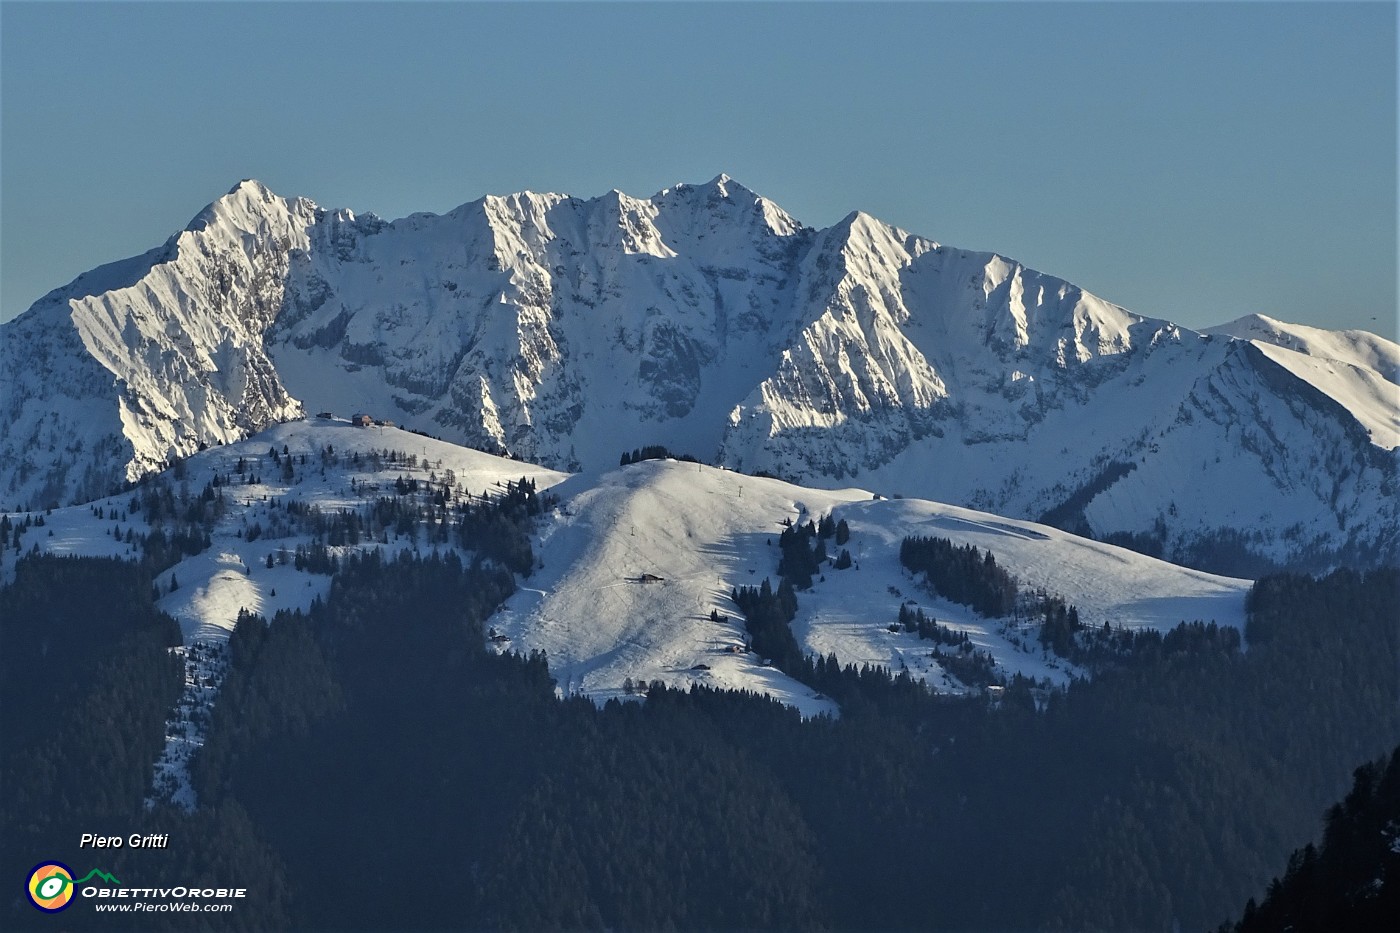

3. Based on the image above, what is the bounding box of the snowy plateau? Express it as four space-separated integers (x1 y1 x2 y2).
1 176 1396 574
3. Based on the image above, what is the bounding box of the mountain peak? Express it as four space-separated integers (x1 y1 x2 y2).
228 178 274 198
658 173 756 201
703 172 743 195
826 209 916 257
702 172 759 200
179 179 322 248
184 178 293 235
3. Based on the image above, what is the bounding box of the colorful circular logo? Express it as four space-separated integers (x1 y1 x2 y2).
26 862 75 912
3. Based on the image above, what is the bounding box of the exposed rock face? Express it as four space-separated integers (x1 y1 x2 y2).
2 175 1395 571
1 181 309 505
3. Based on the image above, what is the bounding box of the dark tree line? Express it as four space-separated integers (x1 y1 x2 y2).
0 556 291 931
457 477 550 574
619 445 700 466
1223 744 1400 933
0 556 182 813
731 576 803 670
900 535 1018 616
895 602 972 646
776 521 827 589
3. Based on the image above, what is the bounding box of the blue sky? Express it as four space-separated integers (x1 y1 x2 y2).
2 1 1395 338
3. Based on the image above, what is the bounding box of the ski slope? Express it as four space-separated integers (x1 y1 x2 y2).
492 459 1251 709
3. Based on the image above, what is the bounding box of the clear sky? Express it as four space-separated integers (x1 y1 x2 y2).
2 1 1395 339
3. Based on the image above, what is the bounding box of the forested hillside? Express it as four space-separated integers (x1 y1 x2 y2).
1221 744 1400 933
5 550 1392 930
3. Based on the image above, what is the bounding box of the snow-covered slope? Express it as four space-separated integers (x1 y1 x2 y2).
1205 314 1400 448
1 420 569 638
2 177 1395 572
491 458 1249 710
2 424 1252 803
1 424 1247 715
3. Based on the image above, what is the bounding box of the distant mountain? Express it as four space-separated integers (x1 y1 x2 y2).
2 177 1395 572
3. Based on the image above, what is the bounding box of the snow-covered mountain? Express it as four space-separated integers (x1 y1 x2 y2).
2 177 1395 571
0 182 311 504
492 454 1250 715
